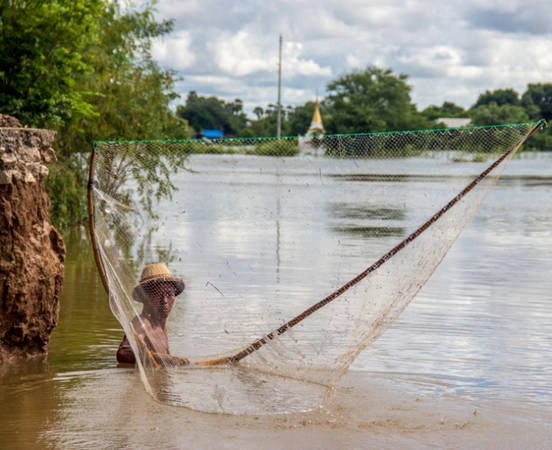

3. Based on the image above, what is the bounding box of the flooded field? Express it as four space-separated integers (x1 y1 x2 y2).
1 152 551 448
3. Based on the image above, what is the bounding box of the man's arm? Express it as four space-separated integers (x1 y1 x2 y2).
116 326 190 367
151 352 190 367
116 331 159 366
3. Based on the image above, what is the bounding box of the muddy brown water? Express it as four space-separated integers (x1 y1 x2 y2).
1 152 551 448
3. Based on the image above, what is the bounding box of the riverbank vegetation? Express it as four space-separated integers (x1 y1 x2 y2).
1 0 550 231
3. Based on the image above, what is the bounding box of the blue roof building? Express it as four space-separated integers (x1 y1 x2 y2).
201 129 224 138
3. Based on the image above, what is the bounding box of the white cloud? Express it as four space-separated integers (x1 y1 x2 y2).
345 54 362 71
152 30 196 70
207 32 331 78
149 0 552 113
284 41 332 77
210 31 275 76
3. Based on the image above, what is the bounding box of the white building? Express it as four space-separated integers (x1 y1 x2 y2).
436 117 471 128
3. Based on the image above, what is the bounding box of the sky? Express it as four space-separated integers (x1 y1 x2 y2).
147 0 552 116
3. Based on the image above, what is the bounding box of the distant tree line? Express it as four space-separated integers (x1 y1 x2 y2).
1 0 550 230
177 79 551 150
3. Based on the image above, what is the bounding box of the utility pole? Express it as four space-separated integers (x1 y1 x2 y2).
277 34 282 138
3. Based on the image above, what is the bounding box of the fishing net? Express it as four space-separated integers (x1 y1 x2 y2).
88 121 543 414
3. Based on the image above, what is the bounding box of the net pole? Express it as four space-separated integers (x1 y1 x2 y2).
87 145 109 293
196 121 544 366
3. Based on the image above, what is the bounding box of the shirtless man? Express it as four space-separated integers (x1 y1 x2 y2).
116 263 189 366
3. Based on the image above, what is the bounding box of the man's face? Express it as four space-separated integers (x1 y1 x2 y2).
146 282 176 319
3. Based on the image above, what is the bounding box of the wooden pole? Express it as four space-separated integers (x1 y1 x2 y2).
87 145 109 293
276 34 282 138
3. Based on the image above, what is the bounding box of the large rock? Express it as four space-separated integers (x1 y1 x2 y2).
0 115 66 363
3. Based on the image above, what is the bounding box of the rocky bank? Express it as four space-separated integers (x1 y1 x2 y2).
0 114 65 363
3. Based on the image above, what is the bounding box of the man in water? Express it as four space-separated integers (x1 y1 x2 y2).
116 263 189 366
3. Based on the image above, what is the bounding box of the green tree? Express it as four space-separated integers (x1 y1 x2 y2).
473 88 521 108
176 91 248 136
253 107 264 120
521 83 552 121
521 83 552 151
247 116 272 136
287 101 319 136
55 1 190 156
229 101 293 137
0 0 104 128
323 66 431 133
421 101 468 120
469 102 529 125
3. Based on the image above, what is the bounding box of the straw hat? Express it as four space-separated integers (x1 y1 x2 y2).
132 263 185 302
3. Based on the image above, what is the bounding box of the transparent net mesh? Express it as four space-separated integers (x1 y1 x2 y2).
89 122 540 414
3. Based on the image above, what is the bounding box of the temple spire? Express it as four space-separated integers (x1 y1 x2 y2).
306 98 324 137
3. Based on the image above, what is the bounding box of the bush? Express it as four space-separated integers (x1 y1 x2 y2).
46 154 88 232
249 139 300 156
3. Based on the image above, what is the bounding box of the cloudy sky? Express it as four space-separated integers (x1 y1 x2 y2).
148 0 552 116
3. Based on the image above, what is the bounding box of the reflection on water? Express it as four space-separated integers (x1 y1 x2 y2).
355 156 552 405
332 224 406 238
329 204 406 237
1 152 551 445
330 204 406 221
47 228 121 372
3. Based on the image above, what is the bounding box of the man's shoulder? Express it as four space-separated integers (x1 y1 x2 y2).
131 316 150 333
